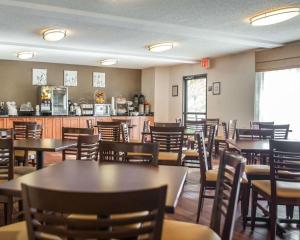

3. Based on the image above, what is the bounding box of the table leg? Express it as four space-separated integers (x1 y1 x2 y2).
36 151 44 170
4 196 13 224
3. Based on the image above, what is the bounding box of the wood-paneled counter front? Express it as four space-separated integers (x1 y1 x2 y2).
0 116 154 141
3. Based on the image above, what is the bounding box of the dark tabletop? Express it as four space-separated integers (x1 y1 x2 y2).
227 139 270 153
14 139 77 152
0 160 188 213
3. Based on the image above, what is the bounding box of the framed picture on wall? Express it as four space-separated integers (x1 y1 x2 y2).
64 70 77 87
172 85 178 97
93 72 105 88
213 82 221 95
32 68 47 86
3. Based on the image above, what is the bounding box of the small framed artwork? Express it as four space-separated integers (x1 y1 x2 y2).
93 72 105 88
32 68 47 86
172 85 178 97
213 82 221 95
64 70 77 87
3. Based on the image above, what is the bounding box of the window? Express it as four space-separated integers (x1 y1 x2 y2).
183 74 207 123
255 68 300 138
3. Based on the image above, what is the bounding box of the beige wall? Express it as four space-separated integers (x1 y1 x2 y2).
141 50 256 128
169 51 256 127
154 67 170 122
141 68 155 111
0 60 141 105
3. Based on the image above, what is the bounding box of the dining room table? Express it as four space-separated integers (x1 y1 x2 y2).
0 160 188 223
14 138 77 170
226 139 270 154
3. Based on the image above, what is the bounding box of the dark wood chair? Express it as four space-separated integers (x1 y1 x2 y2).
250 121 274 129
77 135 99 161
13 122 41 166
0 138 14 224
62 127 94 160
150 126 184 166
121 122 130 143
185 119 206 135
163 150 246 240
13 123 43 176
206 118 219 135
251 140 300 240
96 121 121 142
16 183 167 240
236 128 273 141
206 125 217 170
259 124 290 139
99 141 159 165
228 119 237 140
154 122 181 127
86 119 94 128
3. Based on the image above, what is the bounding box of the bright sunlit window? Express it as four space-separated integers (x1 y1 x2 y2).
255 68 300 139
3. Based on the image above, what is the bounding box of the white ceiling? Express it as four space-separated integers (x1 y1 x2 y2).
0 0 299 69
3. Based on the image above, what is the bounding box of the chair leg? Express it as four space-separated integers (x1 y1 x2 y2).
251 188 258 231
269 202 277 240
196 184 205 223
4 203 8 225
241 183 250 229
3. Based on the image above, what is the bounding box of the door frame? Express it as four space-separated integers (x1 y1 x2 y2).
182 74 208 124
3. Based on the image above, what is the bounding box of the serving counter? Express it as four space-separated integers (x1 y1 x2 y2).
0 116 154 141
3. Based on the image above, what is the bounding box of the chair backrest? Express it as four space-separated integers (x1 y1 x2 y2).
62 127 94 160
154 122 180 127
185 120 206 133
13 121 37 140
236 128 273 140
195 132 208 182
0 128 13 139
222 122 228 139
250 121 274 129
259 124 289 139
26 123 43 139
0 138 14 181
210 151 246 240
150 126 184 159
99 141 159 165
206 118 219 135
96 121 121 141
86 119 94 128
228 120 237 139
175 118 182 125
121 123 130 143
77 135 99 161
269 140 300 199
22 183 167 240
206 125 217 170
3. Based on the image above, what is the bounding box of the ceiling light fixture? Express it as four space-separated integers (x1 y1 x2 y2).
99 59 118 66
17 51 34 60
250 7 300 26
43 29 67 41
148 42 174 52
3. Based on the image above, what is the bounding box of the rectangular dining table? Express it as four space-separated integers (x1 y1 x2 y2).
0 160 188 222
14 139 77 170
226 139 270 154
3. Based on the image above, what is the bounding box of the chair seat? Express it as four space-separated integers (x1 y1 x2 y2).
0 221 28 240
215 136 225 142
127 152 152 157
245 165 270 175
15 150 36 159
252 180 300 198
206 169 248 183
183 149 198 157
158 152 185 161
14 166 35 176
162 219 220 240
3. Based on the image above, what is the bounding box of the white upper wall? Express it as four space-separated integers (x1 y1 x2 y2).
169 50 256 128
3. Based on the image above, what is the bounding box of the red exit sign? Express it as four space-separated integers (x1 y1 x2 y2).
200 58 210 69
